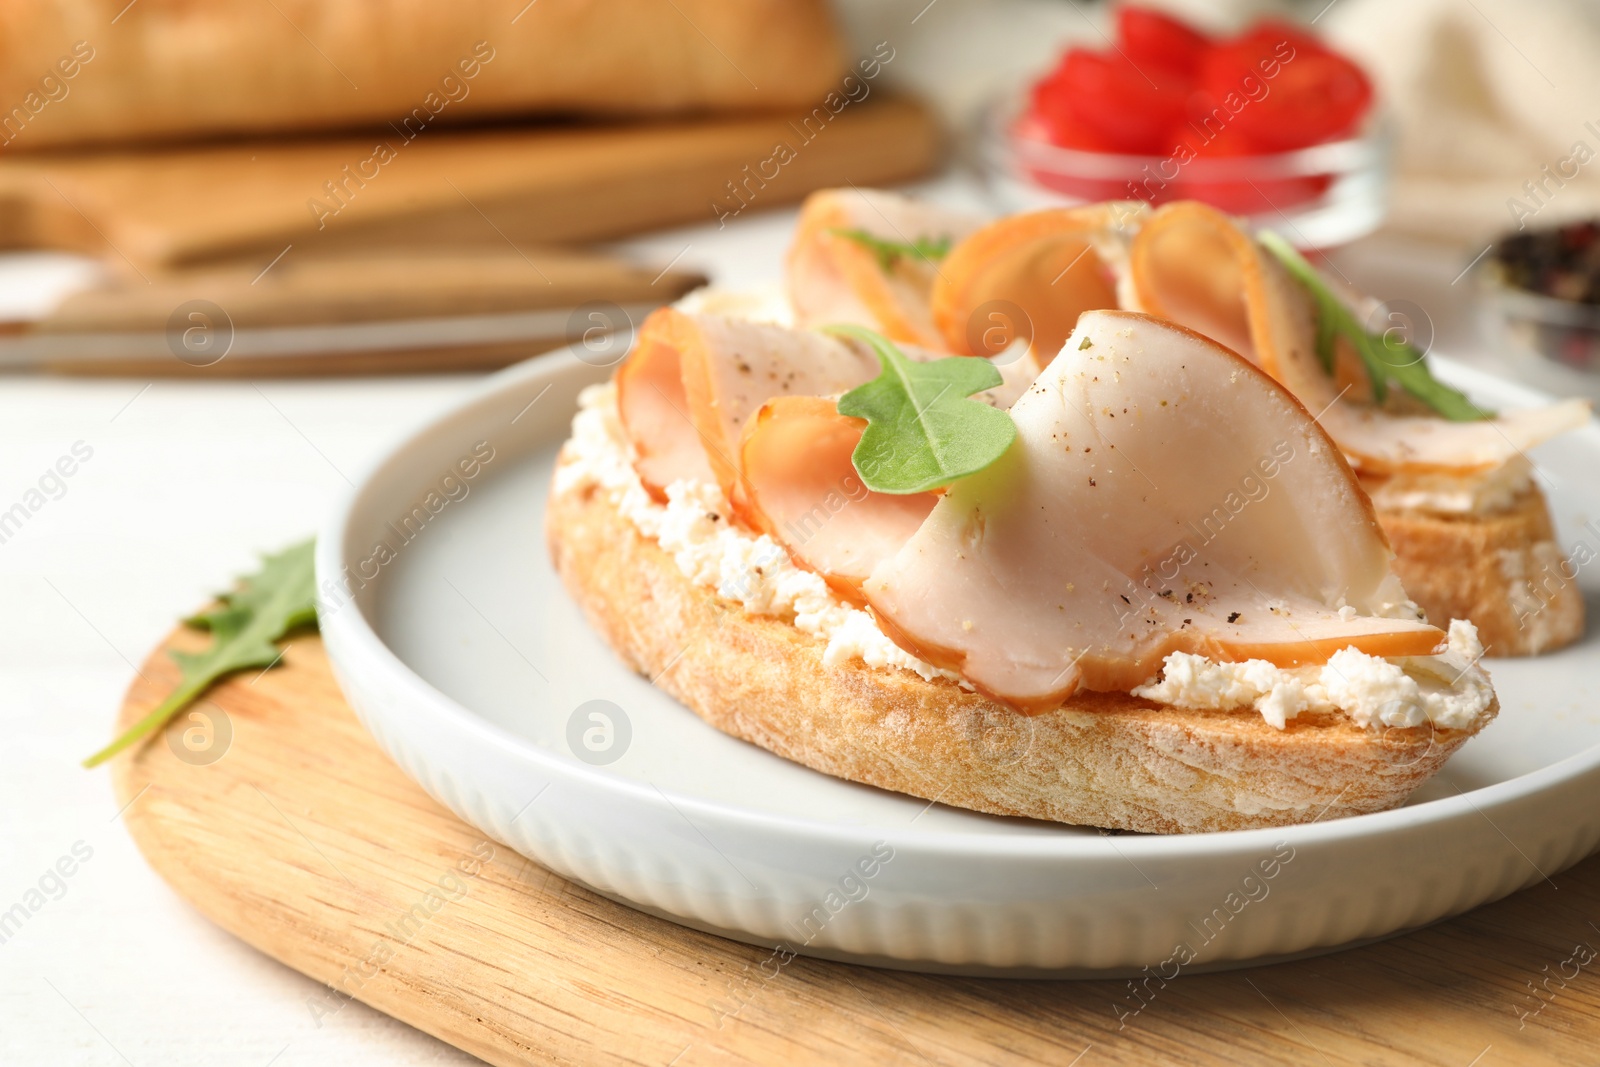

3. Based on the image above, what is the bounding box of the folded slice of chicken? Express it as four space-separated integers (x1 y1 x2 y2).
786 188 983 350
1127 201 1591 475
616 308 1043 502
862 311 1443 712
735 395 936 603
930 202 1145 361
616 308 879 501
613 308 719 499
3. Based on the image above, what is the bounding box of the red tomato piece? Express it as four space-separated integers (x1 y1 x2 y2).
1169 123 1331 214
1013 112 1141 203
1236 18 1328 56
1054 47 1191 155
1198 27 1373 150
1020 96 1121 153
1116 5 1212 77
1028 64 1078 135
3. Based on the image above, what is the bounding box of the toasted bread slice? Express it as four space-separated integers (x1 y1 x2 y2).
546 473 1495 834
1376 486 1583 657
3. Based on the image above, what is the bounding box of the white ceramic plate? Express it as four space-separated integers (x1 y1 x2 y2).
317 345 1600 976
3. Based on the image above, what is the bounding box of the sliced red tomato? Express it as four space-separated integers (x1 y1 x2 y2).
1022 89 1121 152
1028 68 1077 140
1018 11 1371 213
1235 18 1328 56
1013 112 1140 203
1115 5 1212 77
1169 123 1331 214
1198 27 1373 150
1052 47 1192 155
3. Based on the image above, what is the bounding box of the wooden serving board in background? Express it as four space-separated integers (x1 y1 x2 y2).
16 246 705 377
112 627 1600 1066
0 97 939 271
40 248 702 331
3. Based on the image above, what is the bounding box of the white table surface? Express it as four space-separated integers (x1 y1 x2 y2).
3 159 1597 1065
0 172 948 1067
0 2 1081 1055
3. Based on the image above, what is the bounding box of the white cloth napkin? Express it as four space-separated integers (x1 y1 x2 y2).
1324 0 1600 245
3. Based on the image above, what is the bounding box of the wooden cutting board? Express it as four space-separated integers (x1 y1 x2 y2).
0 97 938 271
13 246 705 376
110 625 1600 1066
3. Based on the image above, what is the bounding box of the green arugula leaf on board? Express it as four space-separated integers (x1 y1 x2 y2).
828 227 952 272
83 538 318 768
1257 231 1490 422
829 325 1017 494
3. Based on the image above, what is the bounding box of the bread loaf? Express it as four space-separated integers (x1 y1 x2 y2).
547 469 1493 834
0 0 846 150
1377 487 1585 656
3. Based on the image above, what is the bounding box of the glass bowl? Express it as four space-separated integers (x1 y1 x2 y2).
1478 266 1600 373
975 94 1393 250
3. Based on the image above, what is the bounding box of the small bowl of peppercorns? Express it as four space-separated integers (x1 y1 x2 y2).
1481 221 1600 371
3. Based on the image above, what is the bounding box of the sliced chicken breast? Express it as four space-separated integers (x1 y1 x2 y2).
863 311 1443 711
1129 201 1591 476
787 188 982 350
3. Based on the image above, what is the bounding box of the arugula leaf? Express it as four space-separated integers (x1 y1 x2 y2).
83 539 318 768
830 325 1016 494
828 227 952 272
1258 231 1490 421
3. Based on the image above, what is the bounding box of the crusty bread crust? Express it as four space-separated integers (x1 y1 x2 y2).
0 1 846 150
547 473 1496 834
1377 486 1583 657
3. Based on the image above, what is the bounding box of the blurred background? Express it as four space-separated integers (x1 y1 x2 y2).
5 0 1600 1062
3 0 1600 381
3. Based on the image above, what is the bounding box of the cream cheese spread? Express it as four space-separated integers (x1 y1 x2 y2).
1363 455 1533 516
1131 618 1492 730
